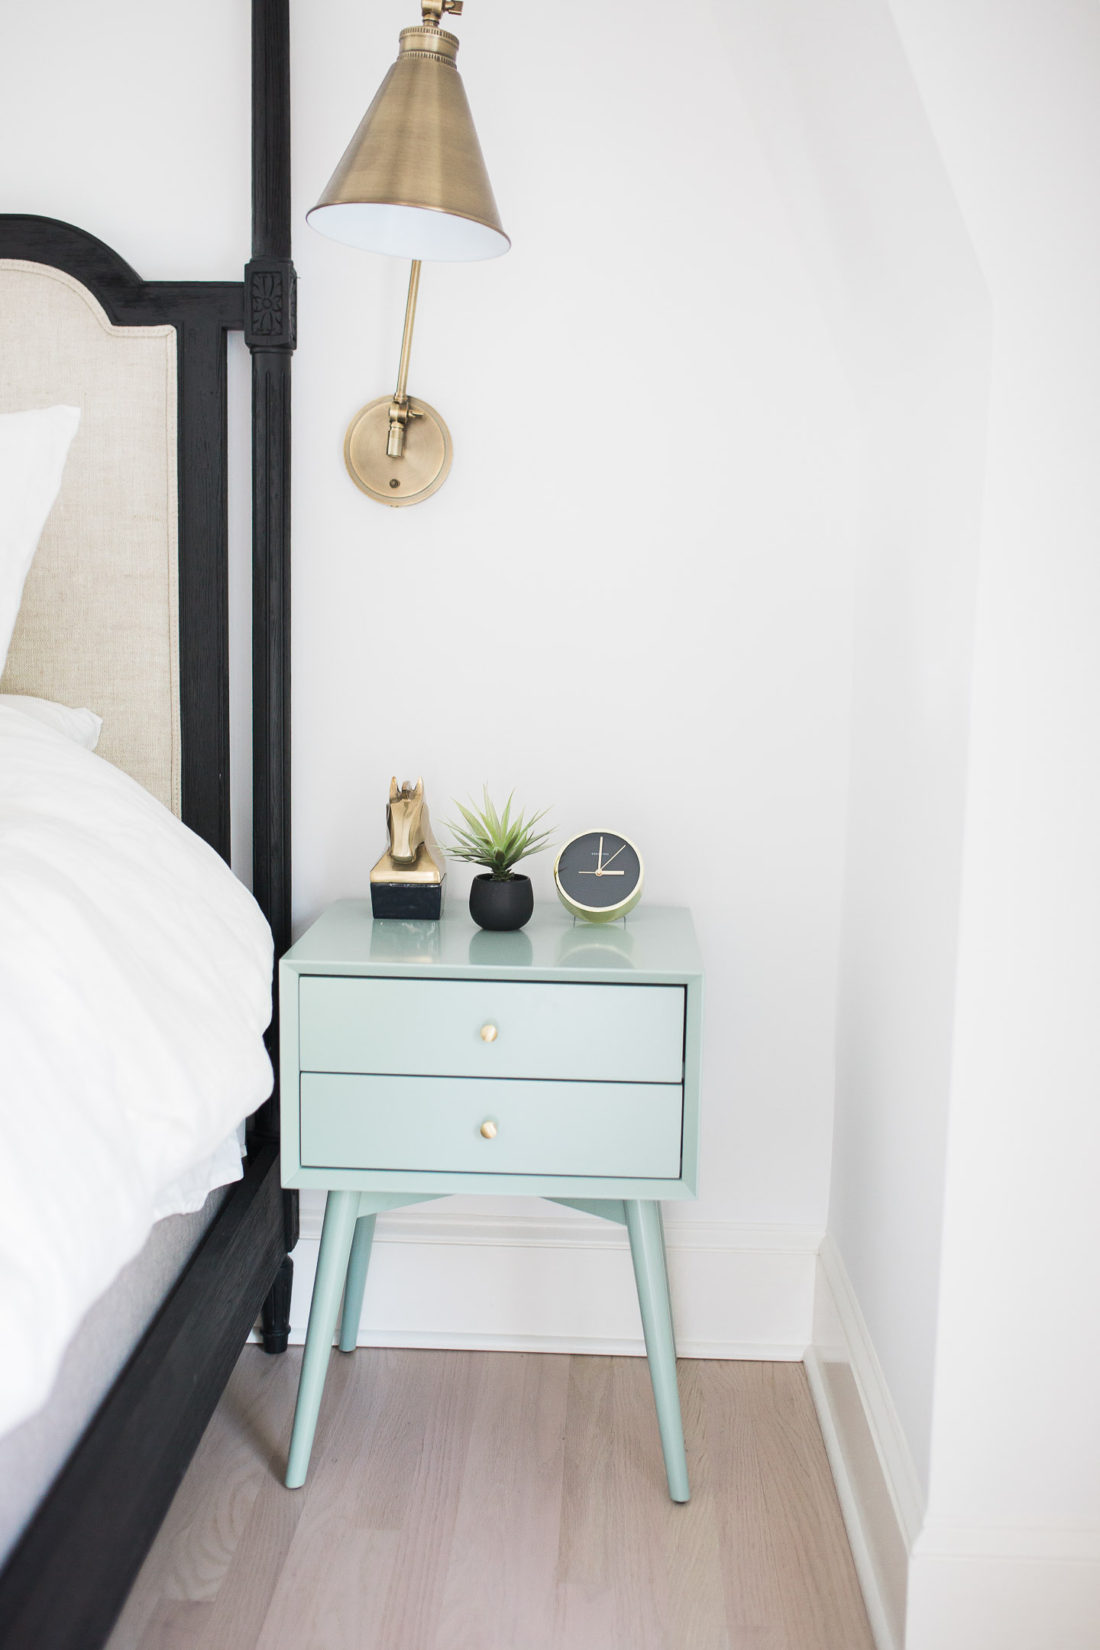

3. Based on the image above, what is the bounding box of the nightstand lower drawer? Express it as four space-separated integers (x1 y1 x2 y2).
300 1074 683 1179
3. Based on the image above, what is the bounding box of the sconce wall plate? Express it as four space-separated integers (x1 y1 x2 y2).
344 394 453 507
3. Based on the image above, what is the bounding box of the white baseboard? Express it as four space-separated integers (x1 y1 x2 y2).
808 1237 1100 1650
916 1521 1100 1563
905 1542 1100 1650
806 1235 924 1650
257 1198 820 1361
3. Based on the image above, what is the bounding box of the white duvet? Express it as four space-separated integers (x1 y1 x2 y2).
0 706 274 1436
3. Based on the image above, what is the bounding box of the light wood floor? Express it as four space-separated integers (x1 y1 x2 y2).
106 1347 874 1650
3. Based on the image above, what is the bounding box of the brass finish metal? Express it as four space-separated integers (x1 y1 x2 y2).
479 1119 498 1139
313 0 509 505
553 831 646 924
479 1024 498 1043
345 394 452 506
371 776 446 884
387 260 423 459
348 259 450 503
394 261 421 402
306 11 508 259
421 0 463 24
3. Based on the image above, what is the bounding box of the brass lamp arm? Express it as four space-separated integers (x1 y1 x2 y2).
344 255 452 505
387 259 424 459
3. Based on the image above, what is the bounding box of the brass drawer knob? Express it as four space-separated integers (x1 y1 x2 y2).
480 1023 498 1043
480 1120 498 1139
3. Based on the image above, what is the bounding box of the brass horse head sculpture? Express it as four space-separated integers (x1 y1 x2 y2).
371 776 445 910
386 775 426 865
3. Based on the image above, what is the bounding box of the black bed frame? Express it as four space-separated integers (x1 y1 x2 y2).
0 5 296 1645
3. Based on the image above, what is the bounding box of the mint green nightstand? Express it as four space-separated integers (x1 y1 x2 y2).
280 901 703 1501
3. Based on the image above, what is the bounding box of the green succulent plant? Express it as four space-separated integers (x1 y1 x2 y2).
443 788 553 881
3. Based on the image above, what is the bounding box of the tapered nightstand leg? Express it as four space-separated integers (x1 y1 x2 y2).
286 1190 359 1489
339 1213 376 1352
655 1202 679 1359
624 1199 689 1503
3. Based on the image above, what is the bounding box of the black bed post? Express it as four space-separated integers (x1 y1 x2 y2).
0 10 299 1644
248 0 298 1348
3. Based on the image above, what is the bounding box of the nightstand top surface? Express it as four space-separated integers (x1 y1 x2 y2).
283 901 702 983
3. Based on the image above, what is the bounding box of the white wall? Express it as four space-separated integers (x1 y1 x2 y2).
890 5 1100 1641
730 2 1100 1645
290 0 855 1251
0 0 856 1350
719 0 990 1503
0 1 250 279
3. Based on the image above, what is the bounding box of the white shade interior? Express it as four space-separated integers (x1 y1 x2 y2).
307 202 509 262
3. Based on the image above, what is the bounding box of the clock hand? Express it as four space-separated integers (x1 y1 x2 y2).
600 843 627 869
596 835 604 874
577 869 625 874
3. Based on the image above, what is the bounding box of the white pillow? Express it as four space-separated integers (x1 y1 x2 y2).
0 406 81 672
0 694 102 749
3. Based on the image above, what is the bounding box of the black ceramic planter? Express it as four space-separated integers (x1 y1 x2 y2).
468 873 534 932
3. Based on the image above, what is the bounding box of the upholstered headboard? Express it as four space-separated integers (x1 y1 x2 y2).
0 260 182 814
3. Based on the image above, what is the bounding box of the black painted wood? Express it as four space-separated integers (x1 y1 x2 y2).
250 348 294 964
249 0 297 1139
0 1146 286 1650
174 313 233 858
0 0 296 1641
253 0 292 261
261 1251 295 1353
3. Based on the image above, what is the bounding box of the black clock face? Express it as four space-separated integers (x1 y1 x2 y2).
555 832 642 911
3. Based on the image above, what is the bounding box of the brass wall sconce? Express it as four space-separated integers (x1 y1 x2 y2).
308 0 509 506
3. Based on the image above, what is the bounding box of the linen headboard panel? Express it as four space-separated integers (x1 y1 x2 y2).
0 215 284 871
0 260 182 814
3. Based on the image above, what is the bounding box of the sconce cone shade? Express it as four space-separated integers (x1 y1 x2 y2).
307 26 509 262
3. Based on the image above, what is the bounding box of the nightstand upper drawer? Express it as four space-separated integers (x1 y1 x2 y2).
300 1073 684 1179
297 977 685 1085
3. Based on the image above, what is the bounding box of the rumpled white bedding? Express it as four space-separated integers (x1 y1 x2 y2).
0 706 274 1436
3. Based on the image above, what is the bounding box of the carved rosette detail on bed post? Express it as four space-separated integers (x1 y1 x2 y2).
244 259 297 349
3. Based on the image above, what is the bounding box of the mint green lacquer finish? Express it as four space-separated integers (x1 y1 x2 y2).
280 903 704 1501
299 976 685 1085
282 901 702 981
285 1190 359 1489
546 1196 628 1225
625 1200 690 1502
284 1166 694 1200
300 1074 682 1179
353 1192 446 1216
338 1214 376 1353
281 907 702 1203
336 1193 448 1354
656 1202 678 1358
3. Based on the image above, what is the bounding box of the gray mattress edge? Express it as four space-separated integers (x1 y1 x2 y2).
0 1184 228 1564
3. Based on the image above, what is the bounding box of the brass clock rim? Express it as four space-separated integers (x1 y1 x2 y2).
553 829 645 917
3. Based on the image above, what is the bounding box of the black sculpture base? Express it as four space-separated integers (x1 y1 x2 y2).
371 879 444 920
